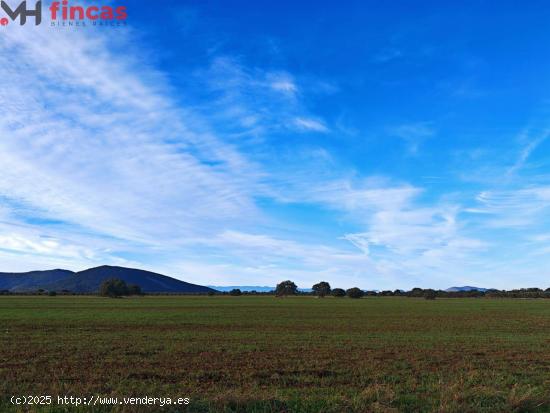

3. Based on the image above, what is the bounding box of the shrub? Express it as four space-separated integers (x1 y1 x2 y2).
275 280 298 297
99 278 129 298
47 291 57 296
346 287 364 299
312 281 331 297
331 288 346 297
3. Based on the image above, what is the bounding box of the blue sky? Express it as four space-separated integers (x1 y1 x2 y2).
1 1 550 289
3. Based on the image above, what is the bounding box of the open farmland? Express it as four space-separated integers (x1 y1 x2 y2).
1 296 550 412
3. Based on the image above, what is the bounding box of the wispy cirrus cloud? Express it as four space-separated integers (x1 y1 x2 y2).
306 180 486 281
506 129 550 176
0 25 349 286
256 173 489 287
0 27 264 262
195 56 329 135
293 117 329 133
388 121 436 153
473 187 550 228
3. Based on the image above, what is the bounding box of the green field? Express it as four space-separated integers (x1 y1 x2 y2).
1 296 550 412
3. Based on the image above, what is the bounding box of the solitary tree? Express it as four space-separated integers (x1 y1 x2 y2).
312 281 331 298
230 288 242 296
275 280 298 297
346 287 364 299
331 288 346 297
99 278 129 298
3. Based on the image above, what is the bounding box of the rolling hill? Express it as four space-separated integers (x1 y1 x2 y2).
445 286 489 292
209 285 312 293
208 285 275 292
0 265 216 294
0 269 75 292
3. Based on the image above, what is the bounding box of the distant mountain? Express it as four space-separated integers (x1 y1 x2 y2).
0 269 74 292
209 286 312 293
209 286 275 292
445 286 488 292
0 265 216 294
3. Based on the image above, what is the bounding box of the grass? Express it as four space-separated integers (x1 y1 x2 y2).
1 296 550 412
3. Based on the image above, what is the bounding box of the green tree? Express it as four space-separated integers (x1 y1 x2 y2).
99 278 129 298
346 287 364 299
331 288 346 297
275 280 298 297
230 288 242 296
312 281 331 297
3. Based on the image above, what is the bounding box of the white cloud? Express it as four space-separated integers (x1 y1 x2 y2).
261 175 489 288
0 27 263 247
0 233 93 260
507 129 550 176
388 121 436 153
338 190 486 280
293 117 329 133
269 74 298 95
474 187 550 228
199 57 326 135
165 230 381 288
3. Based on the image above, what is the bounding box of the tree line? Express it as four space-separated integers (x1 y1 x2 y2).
226 282 550 299
3 279 550 299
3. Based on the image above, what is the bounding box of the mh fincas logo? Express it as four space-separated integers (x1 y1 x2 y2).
0 1 127 26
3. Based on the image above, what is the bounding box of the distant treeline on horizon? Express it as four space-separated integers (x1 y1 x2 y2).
3 287 550 299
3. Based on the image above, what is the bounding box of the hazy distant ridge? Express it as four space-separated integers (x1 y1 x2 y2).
208 286 275 292
445 286 488 292
0 265 215 294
